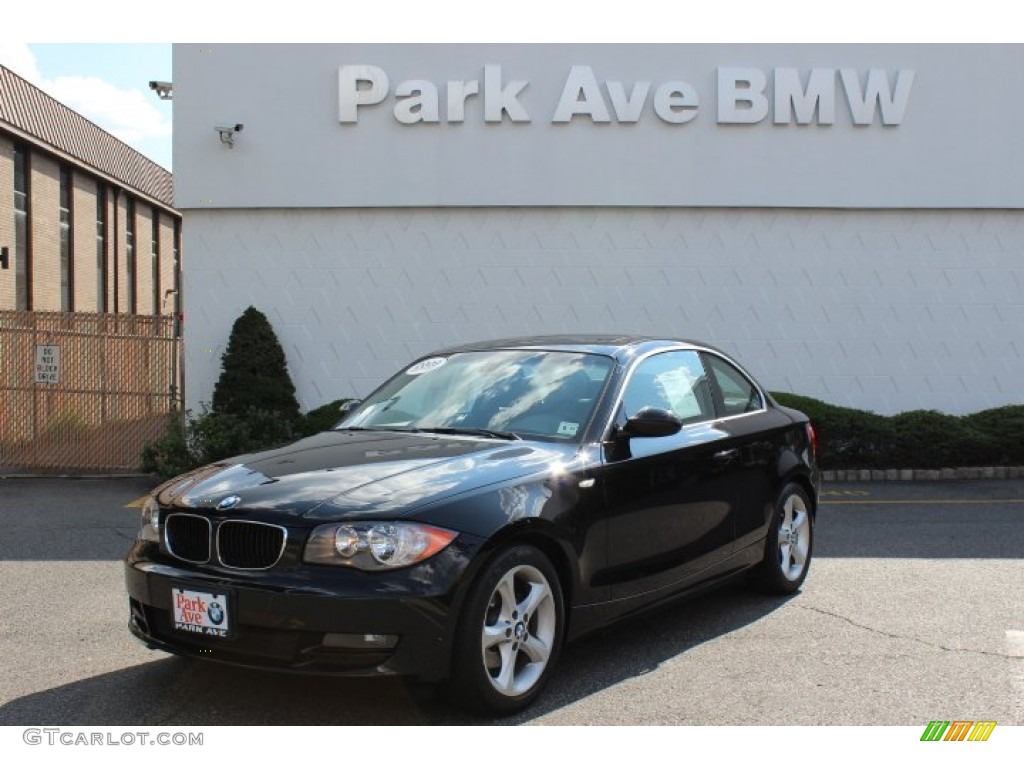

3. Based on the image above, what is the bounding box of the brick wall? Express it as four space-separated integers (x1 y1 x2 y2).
114 193 129 313
0 138 13 310
29 153 60 311
72 172 97 312
0 136 180 317
104 192 116 312
158 211 177 317
135 204 155 316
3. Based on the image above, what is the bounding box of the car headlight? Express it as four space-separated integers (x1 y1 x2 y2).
304 522 457 570
137 497 160 543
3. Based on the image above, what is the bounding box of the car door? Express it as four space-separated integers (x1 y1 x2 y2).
701 351 777 552
597 350 741 600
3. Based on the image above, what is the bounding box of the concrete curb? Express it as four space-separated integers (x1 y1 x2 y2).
822 467 1024 482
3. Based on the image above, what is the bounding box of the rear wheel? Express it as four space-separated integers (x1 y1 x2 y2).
749 482 814 594
448 544 564 715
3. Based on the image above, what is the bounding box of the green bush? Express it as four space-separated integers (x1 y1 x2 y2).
771 392 1024 470
143 306 326 478
142 407 303 479
961 406 1024 465
770 392 895 469
299 398 357 437
141 412 193 479
212 306 301 426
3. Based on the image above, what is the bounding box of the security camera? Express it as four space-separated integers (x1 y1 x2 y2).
215 124 244 148
148 80 173 100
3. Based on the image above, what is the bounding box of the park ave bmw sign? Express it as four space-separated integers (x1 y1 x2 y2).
338 65 915 126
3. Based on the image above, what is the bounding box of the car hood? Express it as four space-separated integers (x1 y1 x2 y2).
156 429 579 521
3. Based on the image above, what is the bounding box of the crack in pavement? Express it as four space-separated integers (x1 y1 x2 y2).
795 604 1016 659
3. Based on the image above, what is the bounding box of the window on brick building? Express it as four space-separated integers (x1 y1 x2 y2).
151 210 160 315
96 184 107 312
126 197 136 314
59 166 73 311
172 218 181 322
13 145 30 310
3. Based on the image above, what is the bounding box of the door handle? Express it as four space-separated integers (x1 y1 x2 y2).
713 448 739 462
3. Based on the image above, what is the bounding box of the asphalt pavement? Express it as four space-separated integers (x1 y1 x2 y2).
0 477 1021 725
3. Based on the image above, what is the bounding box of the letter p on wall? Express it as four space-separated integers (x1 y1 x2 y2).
339 65 389 123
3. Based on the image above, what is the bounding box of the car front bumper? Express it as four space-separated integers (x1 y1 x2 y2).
123 534 487 681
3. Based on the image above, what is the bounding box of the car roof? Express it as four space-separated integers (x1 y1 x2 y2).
431 334 729 363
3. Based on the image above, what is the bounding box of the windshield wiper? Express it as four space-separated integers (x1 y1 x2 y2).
419 426 522 441
341 426 423 433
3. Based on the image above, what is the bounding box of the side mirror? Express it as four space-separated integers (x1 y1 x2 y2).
622 407 683 438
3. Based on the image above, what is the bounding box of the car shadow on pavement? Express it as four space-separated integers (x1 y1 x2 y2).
0 583 792 726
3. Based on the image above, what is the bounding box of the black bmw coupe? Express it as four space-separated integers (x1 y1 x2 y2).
125 335 819 713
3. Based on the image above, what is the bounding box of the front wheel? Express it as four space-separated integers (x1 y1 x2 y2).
749 482 814 594
447 544 564 715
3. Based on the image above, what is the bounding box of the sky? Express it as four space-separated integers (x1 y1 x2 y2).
0 43 173 169
0 3 1011 175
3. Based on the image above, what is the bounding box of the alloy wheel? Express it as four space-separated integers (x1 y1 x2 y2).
480 564 557 697
778 492 811 581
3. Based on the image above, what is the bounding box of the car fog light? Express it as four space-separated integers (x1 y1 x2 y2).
322 633 398 650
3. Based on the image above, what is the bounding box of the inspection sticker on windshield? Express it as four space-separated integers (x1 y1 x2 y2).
557 421 579 437
172 587 230 638
406 357 447 375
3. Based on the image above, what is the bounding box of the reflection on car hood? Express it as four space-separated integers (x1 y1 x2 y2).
156 429 578 521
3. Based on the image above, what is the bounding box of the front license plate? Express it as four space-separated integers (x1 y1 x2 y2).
171 586 231 638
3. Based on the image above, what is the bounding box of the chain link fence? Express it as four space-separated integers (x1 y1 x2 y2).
0 310 181 472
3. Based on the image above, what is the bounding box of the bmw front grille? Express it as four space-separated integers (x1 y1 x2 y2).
164 513 287 570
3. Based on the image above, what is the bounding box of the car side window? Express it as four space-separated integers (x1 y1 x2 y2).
621 351 715 424
705 354 763 416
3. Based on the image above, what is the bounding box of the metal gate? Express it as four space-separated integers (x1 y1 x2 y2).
0 310 181 472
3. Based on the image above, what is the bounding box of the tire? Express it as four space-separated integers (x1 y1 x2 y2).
447 544 564 715
748 482 814 594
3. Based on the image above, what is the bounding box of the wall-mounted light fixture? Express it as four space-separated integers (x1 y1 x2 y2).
148 80 173 100
0 246 8 270
215 124 244 149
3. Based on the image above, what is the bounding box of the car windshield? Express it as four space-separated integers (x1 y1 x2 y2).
342 350 615 442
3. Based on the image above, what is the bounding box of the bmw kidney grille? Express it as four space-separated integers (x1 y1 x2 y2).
164 513 286 570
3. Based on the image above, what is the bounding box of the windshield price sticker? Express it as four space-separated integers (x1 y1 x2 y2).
557 421 579 436
172 587 230 637
406 357 447 375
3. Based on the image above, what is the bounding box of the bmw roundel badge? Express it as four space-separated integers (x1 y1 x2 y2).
207 602 225 625
216 495 241 511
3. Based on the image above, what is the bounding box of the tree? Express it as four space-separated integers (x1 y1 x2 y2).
211 306 300 424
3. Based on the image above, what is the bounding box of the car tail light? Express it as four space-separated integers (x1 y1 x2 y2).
806 423 818 456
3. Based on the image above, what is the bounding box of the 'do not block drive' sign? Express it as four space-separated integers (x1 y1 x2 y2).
35 345 60 384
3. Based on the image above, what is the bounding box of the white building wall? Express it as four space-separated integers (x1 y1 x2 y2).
184 207 1024 416
173 44 1024 209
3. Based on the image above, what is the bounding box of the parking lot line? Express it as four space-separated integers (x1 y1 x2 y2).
125 496 148 508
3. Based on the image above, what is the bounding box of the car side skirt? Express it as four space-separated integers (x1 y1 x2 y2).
566 539 765 642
